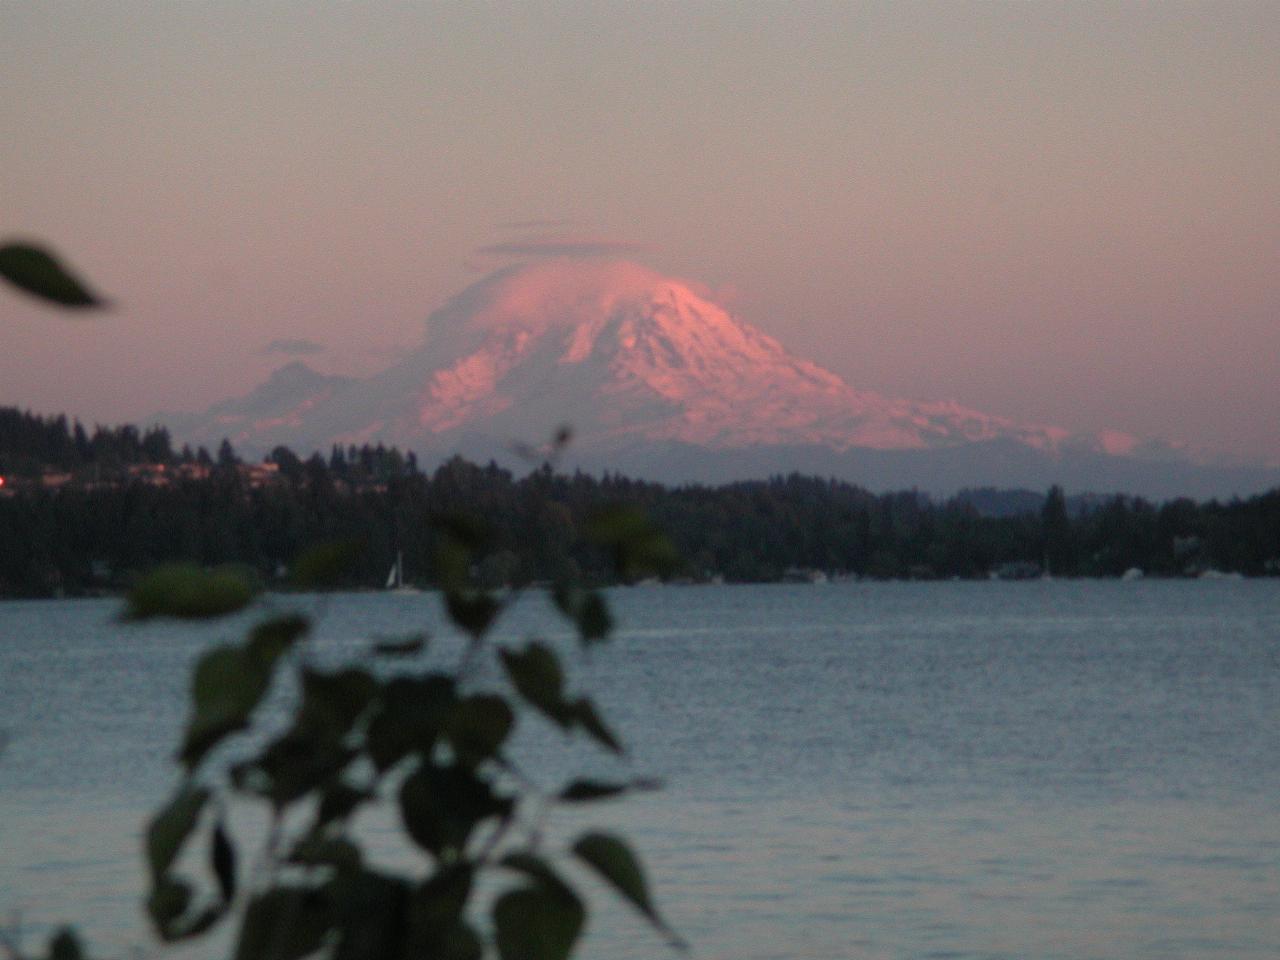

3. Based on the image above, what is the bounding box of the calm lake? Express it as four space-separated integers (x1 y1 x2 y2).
1 581 1278 959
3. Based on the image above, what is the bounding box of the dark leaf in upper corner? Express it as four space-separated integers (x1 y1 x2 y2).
0 241 105 308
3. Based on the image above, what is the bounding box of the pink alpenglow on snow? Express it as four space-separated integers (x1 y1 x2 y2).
171 259 1126 460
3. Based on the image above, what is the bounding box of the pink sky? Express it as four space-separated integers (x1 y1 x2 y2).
2 2 1277 460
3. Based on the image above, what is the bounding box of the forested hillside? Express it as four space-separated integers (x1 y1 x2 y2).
1 407 1278 596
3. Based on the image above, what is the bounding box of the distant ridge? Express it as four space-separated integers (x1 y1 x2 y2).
162 259 1279 499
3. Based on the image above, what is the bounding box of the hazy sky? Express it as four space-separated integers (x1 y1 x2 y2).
3 2 1277 460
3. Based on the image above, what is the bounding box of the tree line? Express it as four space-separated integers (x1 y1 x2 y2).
1 406 1278 597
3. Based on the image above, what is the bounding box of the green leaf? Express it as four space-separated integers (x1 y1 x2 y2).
498 853 576 897
572 832 682 947
444 589 501 638
298 667 377 740
124 564 256 621
327 869 410 960
552 585 613 646
47 928 84 960
576 591 613 644
316 782 372 826
557 777 661 803
146 876 193 941
447 693 515 763
493 884 585 960
290 538 365 589
232 725 356 810
403 865 478 959
233 888 331 960
247 614 310 661
0 241 105 307
179 631 292 768
370 632 428 657
211 821 236 903
500 643 571 727
572 697 623 754
366 674 456 771
399 763 511 857
146 786 209 881
288 836 362 872
404 869 481 960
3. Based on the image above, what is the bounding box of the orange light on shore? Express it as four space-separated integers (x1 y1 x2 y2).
0 475 6 487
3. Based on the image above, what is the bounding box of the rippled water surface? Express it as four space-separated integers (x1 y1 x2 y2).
2 581 1278 959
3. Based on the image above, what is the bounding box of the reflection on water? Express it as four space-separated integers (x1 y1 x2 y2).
2 581 1278 959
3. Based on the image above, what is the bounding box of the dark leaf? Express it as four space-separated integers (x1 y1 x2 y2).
447 693 515 763
47 928 84 960
403 865 480 959
327 869 410 960
124 564 256 621
557 778 661 803
0 241 104 307
366 674 456 771
232 726 355 810
576 591 612 644
290 539 364 589
317 782 372 826
444 589 501 638
573 832 682 947
233 888 331 960
299 667 377 740
247 614 310 661
493 884 585 960
288 836 362 872
499 643 571 727
399 763 511 857
179 632 291 768
370 632 428 657
146 786 209 881
212 821 236 903
549 585 611 645
146 877 193 941
572 697 623 754
498 853 576 898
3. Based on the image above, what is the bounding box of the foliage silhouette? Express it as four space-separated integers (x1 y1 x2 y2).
2 244 683 960
131 516 682 960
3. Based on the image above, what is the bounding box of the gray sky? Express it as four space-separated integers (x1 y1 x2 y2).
2 2 1277 459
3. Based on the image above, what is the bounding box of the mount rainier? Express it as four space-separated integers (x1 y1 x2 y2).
164 259 1276 498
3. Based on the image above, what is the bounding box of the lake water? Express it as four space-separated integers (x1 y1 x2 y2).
1 581 1278 959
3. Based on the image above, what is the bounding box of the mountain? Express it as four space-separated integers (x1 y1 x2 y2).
163 259 1278 498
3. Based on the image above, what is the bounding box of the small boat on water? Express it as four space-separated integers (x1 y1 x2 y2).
385 551 421 594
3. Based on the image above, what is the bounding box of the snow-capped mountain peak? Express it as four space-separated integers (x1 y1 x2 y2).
162 259 1278 497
